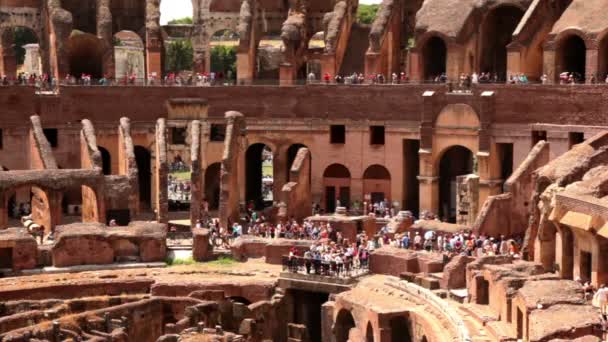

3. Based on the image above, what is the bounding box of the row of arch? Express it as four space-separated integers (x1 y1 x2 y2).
418 4 608 83
335 309 428 342
98 140 476 222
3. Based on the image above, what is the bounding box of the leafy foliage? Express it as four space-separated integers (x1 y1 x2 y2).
357 4 380 24
210 45 237 80
165 39 193 73
168 17 193 25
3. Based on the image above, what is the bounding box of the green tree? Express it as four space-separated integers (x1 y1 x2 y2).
165 39 193 73
13 27 38 65
357 4 380 25
211 45 237 80
168 17 193 25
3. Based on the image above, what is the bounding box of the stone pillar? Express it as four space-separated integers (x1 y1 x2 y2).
365 52 382 79
279 63 296 86
97 0 115 79
586 47 598 83
543 48 556 84
273 147 288 205
320 53 337 81
23 44 42 75
155 119 169 223
408 50 421 81
145 0 163 80
219 112 246 228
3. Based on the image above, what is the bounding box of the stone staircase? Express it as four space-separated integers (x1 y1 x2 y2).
456 303 517 342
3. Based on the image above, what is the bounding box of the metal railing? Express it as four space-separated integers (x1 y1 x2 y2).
281 255 368 278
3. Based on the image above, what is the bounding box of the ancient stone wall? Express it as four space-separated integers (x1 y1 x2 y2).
281 147 311 222
219 111 245 228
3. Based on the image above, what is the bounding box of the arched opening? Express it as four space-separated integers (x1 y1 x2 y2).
479 5 525 80
204 162 221 210
422 36 447 81
286 143 308 182
246 144 273 210
1 26 39 79
389 316 412 342
598 33 608 81
335 309 356 342
439 146 474 222
323 164 351 213
134 146 152 209
113 31 145 82
210 29 238 84
363 164 391 207
256 33 283 84
366 322 374 342
98 146 112 175
67 31 104 79
557 34 587 83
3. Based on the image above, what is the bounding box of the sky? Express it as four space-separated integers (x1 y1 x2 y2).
161 0 382 24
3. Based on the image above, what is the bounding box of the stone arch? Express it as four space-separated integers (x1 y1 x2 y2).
389 315 412 342
437 145 474 222
0 26 40 78
245 143 274 210
113 30 145 80
210 29 239 82
98 146 112 175
479 4 525 80
334 309 356 342
363 165 392 204
134 145 152 209
554 30 588 83
0 9 42 34
204 162 221 210
420 34 448 81
435 104 480 129
67 31 105 78
323 164 351 213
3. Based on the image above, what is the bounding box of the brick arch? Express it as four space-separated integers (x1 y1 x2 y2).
553 28 592 50
435 103 480 129
0 9 42 35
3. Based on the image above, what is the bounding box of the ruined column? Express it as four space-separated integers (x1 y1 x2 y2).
118 118 139 219
155 118 169 223
145 0 163 80
46 0 73 79
97 0 115 79
236 0 256 85
219 111 245 228
190 121 203 226
23 44 42 76
281 148 312 221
